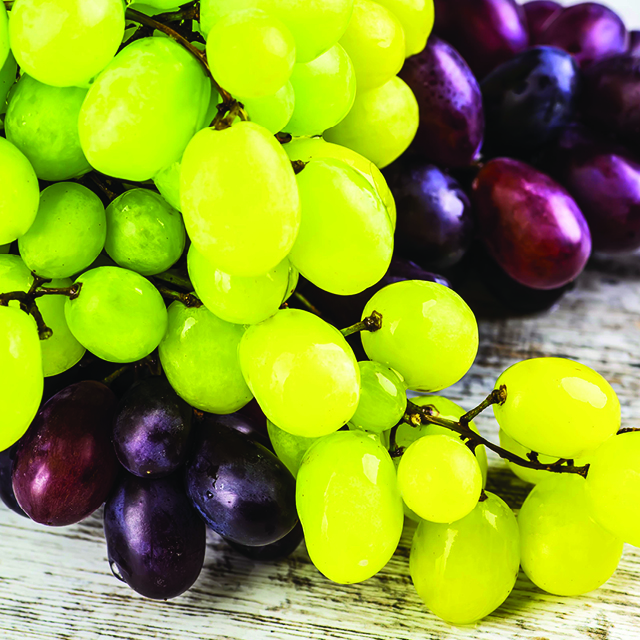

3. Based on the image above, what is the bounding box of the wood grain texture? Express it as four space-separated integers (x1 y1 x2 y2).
1 256 639 640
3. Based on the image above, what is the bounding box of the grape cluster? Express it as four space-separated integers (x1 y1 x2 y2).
0 0 639 629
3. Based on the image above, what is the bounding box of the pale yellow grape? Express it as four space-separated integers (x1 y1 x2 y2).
290 158 393 295
243 83 295 135
0 3 8 68
374 0 435 56
0 255 33 310
267 419 319 478
325 76 419 168
181 122 301 277
154 161 182 211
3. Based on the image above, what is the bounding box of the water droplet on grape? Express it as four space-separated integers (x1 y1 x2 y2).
109 560 125 582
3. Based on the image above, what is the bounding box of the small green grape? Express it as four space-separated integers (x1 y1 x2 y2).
0 3 8 69
267 419 319 478
243 82 295 134
375 0 435 57
0 51 16 112
153 161 182 211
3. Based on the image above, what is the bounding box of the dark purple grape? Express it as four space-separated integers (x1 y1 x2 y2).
113 377 192 478
400 36 484 168
225 521 304 562
433 0 529 78
12 381 119 526
104 473 206 599
481 46 581 156
197 410 271 451
185 420 297 547
472 158 591 289
630 31 640 56
0 443 27 517
385 161 474 269
538 3 628 68
524 1 562 44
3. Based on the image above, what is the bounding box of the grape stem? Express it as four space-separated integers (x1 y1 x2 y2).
292 291 323 317
153 269 194 292
340 311 383 337
399 388 590 478
153 283 202 308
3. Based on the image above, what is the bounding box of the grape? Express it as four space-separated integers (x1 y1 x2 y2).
0 138 39 245
5 75 91 181
65 267 168 364
285 44 356 136
296 430 403 584
207 9 295 99
631 31 640 57
104 473 206 600
374 0 434 57
201 411 271 451
188 245 297 325
339 0 405 91
349 361 406 434
238 308 360 437
324 76 419 169
410 492 519 624
12 381 118 526
153 161 182 211
361 281 479 392
472 158 591 290
226 521 304 561
242 82 295 134
0 51 17 113
493 358 620 459
79 37 211 181
19 183 106 279
398 434 482 523
0 443 26 517
181 121 300 277
0 3 7 68
0 255 35 310
159 302 252 414
290 159 393 295
105 189 185 277
524 1 562 44
138 0 180 9
267 420 319 478
9 0 125 88
587 432 640 547
0 306 43 452
185 419 297 546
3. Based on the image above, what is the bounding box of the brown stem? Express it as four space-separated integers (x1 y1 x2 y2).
102 365 132 387
154 2 199 25
341 311 383 338
154 284 202 308
291 160 307 175
292 291 322 317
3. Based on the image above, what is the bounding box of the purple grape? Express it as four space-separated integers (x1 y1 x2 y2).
104 473 206 599
225 521 304 561
185 419 297 547
399 36 484 168
472 158 591 289
197 410 271 451
524 1 563 44
12 381 119 526
385 160 474 270
538 3 628 68
630 31 640 56
481 46 580 156
0 443 27 517
433 0 529 78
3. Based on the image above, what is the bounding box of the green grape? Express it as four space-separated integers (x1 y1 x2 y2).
586 432 640 547
267 419 319 478
105 189 185 276
339 0 405 91
9 0 125 88
284 136 396 228
0 3 8 68
0 138 39 246
0 51 16 112
200 0 354 63
398 434 482 523
19 183 106 280
374 0 435 57
65 267 168 364
361 280 479 392
285 44 356 136
137 0 180 9
79 37 211 181
349 361 406 433
153 161 182 211
290 158 393 295
243 82 295 135
519 475 622 596
159 301 252 414
238 308 360 437
5 74 91 181
410 492 519 625
0 306 43 452
207 9 295 99
493 358 620 459
297 430 404 583
188 245 297 325
180 121 300 277
325 76 419 168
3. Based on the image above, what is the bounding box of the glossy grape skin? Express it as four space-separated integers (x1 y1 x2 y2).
0 3 7 68
159 302 252 415
361 281 478 392
630 31 640 57
386 160 474 270
112 377 192 479
226 521 304 561
494 358 620 459
433 0 529 79
5 75 91 181
374 0 434 58
0 51 16 111
481 46 580 157
185 420 297 546
297 430 403 584
12 381 118 526
524 1 562 44
0 444 26 517
104 473 206 599
242 83 295 134
472 158 591 290
410 492 519 624
267 420 319 478
538 3 627 68
153 161 182 211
